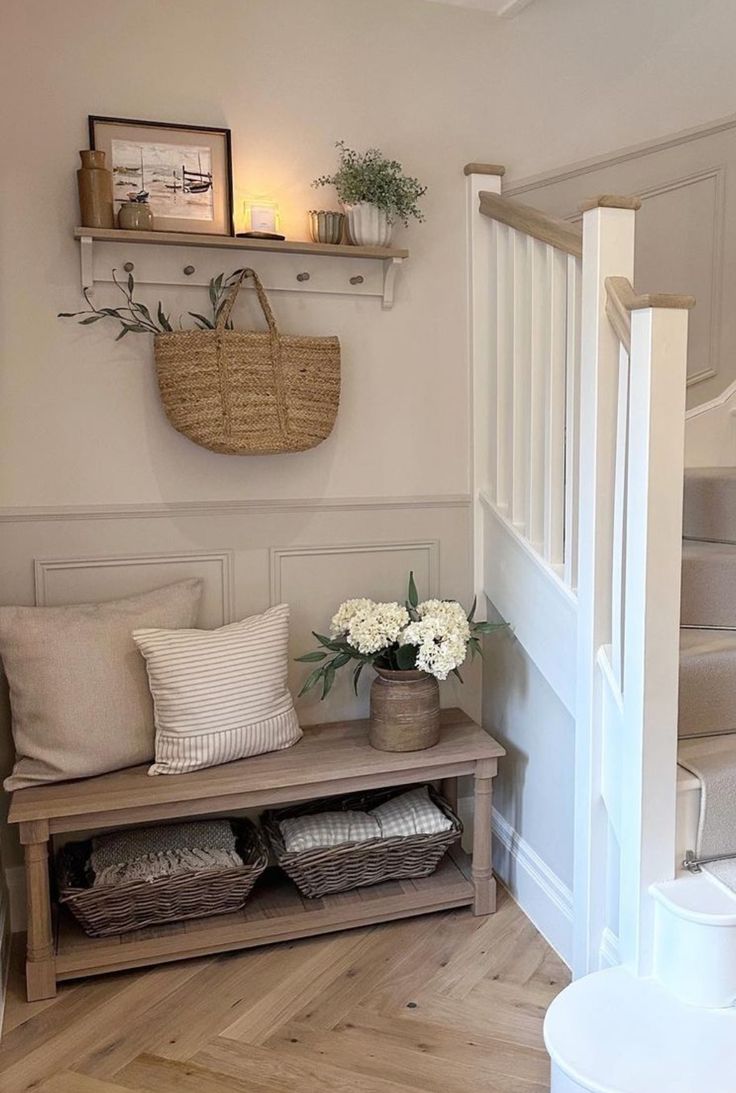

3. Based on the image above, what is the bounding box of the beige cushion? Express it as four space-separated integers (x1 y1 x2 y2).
133 603 302 776
1 580 203 791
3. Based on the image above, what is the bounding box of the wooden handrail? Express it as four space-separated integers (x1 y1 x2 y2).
580 194 642 212
605 276 696 353
478 191 583 258
464 163 506 177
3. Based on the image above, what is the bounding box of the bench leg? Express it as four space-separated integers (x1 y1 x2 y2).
472 762 497 916
21 821 56 1001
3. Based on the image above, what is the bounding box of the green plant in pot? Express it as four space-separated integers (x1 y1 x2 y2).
313 141 426 247
296 573 506 753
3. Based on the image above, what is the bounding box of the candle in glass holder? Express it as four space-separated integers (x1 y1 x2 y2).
238 199 283 240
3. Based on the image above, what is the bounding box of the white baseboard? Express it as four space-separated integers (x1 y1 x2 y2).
6 866 25 933
492 807 573 966
598 927 620 969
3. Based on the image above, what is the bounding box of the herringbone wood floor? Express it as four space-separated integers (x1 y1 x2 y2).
0 887 569 1093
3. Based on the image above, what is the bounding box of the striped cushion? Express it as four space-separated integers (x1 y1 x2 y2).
133 604 302 776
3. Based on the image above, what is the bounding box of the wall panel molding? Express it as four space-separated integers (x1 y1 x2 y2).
504 112 736 197
1 506 472 878
270 540 441 606
638 168 723 390
563 168 724 390
501 118 736 405
34 550 236 626
0 494 471 524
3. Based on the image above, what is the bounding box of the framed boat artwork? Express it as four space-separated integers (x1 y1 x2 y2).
89 116 234 236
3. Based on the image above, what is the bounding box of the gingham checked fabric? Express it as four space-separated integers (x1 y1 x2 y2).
279 786 452 852
280 810 381 853
370 786 453 838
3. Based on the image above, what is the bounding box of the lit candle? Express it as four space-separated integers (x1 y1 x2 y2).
238 199 284 240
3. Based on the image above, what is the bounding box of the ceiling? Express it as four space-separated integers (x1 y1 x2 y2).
421 0 538 15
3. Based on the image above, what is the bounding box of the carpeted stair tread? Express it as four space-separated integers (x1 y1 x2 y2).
679 628 736 738
681 540 736 627
684 467 736 543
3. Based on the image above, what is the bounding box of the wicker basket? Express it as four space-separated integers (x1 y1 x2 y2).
263 785 462 899
153 267 340 455
57 819 268 937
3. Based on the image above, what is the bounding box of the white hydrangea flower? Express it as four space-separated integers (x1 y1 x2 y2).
417 599 471 642
346 601 409 656
330 598 375 638
400 609 469 680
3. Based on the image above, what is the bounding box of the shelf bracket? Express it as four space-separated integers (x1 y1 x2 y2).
79 235 94 295
382 257 403 310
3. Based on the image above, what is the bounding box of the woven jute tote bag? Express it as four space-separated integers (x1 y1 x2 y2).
153 268 340 454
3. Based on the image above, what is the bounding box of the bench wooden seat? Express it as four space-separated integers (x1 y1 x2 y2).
8 707 505 1001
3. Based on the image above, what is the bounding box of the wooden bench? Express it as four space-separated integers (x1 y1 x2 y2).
8 707 505 1001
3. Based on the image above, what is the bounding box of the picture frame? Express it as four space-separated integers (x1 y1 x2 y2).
89 116 234 236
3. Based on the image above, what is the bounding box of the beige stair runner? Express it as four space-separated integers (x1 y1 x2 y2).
677 469 736 892
679 735 736 891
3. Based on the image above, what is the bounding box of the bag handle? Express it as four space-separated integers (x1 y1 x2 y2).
216 267 278 334
216 266 290 440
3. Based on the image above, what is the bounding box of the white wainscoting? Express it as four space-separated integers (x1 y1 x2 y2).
34 550 235 627
272 539 442 723
0 495 474 927
504 113 736 407
481 497 578 715
269 540 440 606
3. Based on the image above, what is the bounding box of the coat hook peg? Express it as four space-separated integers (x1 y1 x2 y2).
123 261 135 273
296 272 310 282
349 275 364 285
183 264 195 276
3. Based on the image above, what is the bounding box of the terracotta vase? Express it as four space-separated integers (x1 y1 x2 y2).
118 201 154 231
77 150 114 229
368 668 441 752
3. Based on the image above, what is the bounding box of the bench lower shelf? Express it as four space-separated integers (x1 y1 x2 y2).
55 852 475 981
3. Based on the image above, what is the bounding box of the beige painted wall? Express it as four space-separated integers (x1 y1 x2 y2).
3 0 736 507
3 0 736 943
504 118 736 407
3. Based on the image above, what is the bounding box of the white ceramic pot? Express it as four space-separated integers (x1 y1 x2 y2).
345 203 393 247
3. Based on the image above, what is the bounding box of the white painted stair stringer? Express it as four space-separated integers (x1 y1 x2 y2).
545 965 736 1093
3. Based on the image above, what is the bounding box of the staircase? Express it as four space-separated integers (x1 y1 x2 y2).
464 163 736 1089
545 466 736 1092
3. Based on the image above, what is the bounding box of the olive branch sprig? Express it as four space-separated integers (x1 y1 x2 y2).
58 268 246 339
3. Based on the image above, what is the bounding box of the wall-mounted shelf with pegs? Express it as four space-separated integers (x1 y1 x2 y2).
73 228 408 309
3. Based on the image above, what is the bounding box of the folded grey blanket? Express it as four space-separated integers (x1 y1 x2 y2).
90 820 242 888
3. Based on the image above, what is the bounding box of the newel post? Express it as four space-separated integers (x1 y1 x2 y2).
465 162 505 619
619 299 692 975
573 195 638 977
